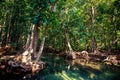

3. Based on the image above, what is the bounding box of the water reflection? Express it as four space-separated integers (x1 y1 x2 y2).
31 53 120 80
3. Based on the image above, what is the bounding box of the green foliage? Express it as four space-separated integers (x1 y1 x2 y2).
0 0 120 51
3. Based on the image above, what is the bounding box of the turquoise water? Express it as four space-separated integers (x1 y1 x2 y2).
31 53 120 80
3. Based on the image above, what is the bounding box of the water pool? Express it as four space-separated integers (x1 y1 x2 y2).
30 53 120 80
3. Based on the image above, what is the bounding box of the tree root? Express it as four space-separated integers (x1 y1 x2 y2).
0 54 46 78
103 55 118 65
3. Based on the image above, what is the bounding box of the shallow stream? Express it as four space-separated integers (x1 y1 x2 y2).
31 53 120 80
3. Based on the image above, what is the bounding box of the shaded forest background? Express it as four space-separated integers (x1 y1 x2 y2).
0 0 120 53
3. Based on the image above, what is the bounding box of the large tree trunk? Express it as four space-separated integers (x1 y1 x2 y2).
22 24 35 63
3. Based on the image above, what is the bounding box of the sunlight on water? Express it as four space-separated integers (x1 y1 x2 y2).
31 53 120 80
89 73 95 79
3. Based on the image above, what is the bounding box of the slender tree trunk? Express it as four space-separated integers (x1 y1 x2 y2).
25 25 32 50
65 33 77 59
36 36 46 61
33 26 39 52
1 9 7 46
67 38 73 54
114 29 118 49
91 5 97 52
35 26 48 61
86 41 90 51
7 8 13 45
25 34 31 50
103 27 107 49
92 37 97 52
114 23 118 50
0 22 6 46
108 39 111 53
32 25 40 60
65 33 73 54
29 25 35 51
113 16 118 49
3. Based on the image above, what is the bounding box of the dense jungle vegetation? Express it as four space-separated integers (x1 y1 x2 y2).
0 0 120 80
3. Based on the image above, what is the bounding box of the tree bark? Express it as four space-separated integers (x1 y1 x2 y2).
29 24 35 51
91 5 97 52
33 26 39 52
25 34 31 50
1 10 7 46
65 32 77 59
67 37 73 54
22 24 35 63
25 25 33 50
65 33 73 54
35 26 48 61
36 36 46 61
